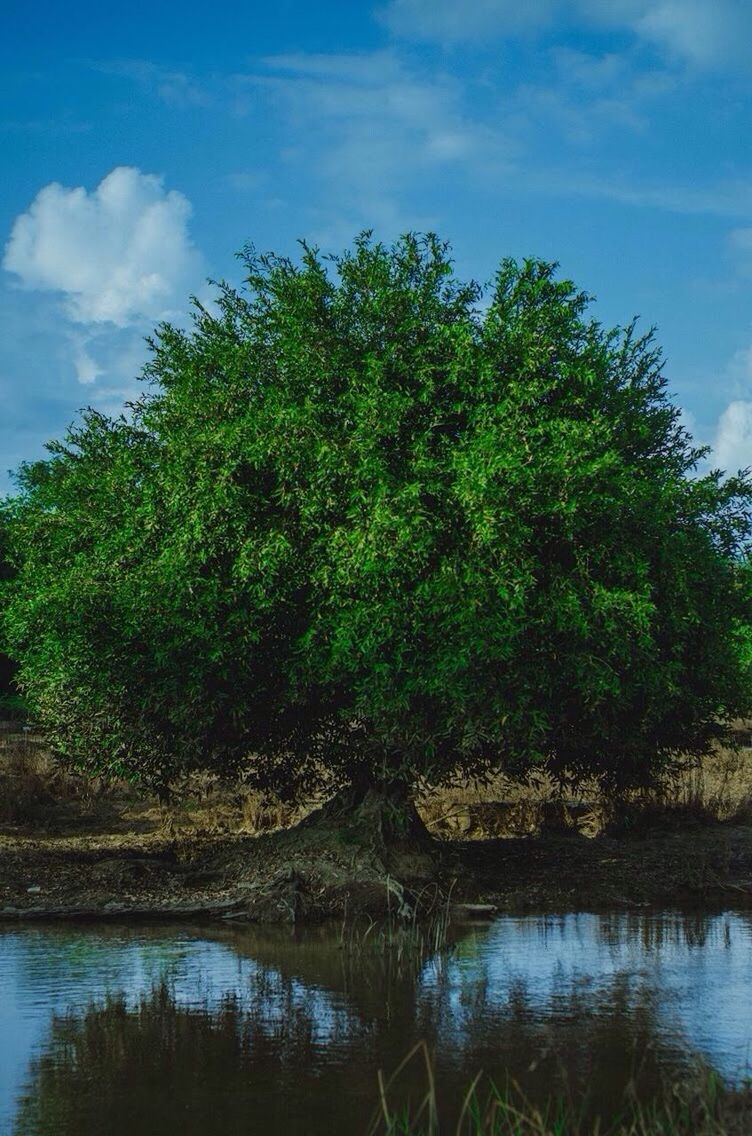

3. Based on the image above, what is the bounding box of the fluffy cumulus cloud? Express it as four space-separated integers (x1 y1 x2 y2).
3 166 204 326
714 400 752 473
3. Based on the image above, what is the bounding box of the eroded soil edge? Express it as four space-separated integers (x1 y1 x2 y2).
2 813 752 923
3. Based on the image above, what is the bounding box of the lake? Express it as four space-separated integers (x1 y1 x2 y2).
1 909 751 1134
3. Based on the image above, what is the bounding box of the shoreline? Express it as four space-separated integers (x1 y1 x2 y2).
2 819 752 924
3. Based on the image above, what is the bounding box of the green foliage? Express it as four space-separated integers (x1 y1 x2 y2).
0 692 28 720
2 234 752 793
0 508 21 713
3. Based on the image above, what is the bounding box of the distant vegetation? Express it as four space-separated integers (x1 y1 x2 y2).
2 233 752 841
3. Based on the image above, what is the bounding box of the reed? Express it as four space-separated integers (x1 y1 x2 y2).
370 1043 752 1136
338 880 455 972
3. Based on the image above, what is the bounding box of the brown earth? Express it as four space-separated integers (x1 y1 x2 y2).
2 723 752 924
3 819 752 924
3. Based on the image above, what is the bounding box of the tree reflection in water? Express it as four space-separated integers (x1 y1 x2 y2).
13 963 712 1136
15 984 370 1136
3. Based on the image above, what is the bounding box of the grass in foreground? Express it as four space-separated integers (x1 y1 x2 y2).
370 1043 752 1136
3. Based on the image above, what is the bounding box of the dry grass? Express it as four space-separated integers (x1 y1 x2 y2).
0 722 144 831
660 729 752 823
0 739 98 827
0 721 312 837
418 727 752 842
2 719 752 841
157 771 313 837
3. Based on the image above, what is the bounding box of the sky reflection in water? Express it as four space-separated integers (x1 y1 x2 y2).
0 909 750 1135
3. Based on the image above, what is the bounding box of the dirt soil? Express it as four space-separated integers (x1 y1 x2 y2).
3 720 752 924
2 810 752 924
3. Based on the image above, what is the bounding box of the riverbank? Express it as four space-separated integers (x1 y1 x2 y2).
2 812 752 922
3 720 752 923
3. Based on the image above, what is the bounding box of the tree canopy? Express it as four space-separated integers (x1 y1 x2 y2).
0 511 21 717
2 233 752 796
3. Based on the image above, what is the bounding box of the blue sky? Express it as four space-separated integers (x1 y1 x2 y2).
2 0 752 493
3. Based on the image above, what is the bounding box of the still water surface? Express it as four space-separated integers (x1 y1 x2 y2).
1 909 751 1134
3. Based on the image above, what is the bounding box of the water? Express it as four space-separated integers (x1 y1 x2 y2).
1 909 751 1134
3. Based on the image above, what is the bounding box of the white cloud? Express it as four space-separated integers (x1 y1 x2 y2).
251 52 513 239
237 44 748 243
723 342 752 400
71 339 102 385
713 400 752 472
3 166 204 327
224 171 267 193
380 0 556 41
549 174 752 218
584 0 752 68
382 0 752 69
729 227 752 277
98 61 211 110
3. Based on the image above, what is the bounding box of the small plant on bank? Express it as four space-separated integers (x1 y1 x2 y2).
339 880 456 972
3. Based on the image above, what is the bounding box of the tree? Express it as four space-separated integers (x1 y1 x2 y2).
0 509 22 718
3 233 752 821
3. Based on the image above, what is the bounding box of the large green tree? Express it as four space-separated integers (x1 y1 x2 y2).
3 234 752 806
0 509 21 717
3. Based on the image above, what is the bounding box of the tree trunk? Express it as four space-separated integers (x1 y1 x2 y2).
304 767 436 877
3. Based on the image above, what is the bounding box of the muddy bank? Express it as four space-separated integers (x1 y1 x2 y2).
2 813 752 923
3 720 752 922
